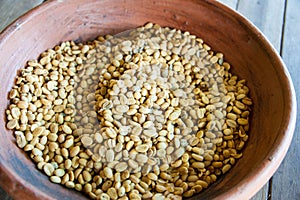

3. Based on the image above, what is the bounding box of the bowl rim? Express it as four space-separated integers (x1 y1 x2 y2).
0 2 67 200
210 0 297 199
0 0 297 199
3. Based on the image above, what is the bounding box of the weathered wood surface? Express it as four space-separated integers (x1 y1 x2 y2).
270 0 300 199
237 0 286 52
0 0 43 31
0 0 298 199
217 0 238 10
219 3 283 200
232 1 286 199
222 0 299 199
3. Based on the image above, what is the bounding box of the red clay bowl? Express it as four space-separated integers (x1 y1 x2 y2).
0 0 296 199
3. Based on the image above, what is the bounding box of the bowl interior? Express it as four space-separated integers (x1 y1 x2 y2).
0 0 295 199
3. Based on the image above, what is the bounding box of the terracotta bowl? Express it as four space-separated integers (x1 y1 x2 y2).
0 0 296 199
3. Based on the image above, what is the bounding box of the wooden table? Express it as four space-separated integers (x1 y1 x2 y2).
0 0 299 199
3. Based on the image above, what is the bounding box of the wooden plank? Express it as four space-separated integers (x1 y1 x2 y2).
216 0 238 10
251 184 270 200
0 1 296 200
237 0 286 52
271 0 300 199
0 0 44 31
236 1 286 199
220 0 284 200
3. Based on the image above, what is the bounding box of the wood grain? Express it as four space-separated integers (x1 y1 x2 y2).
237 0 286 52
0 0 43 32
0 0 298 200
271 0 300 199
235 1 273 199
217 0 238 10
235 1 286 199
220 0 288 199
